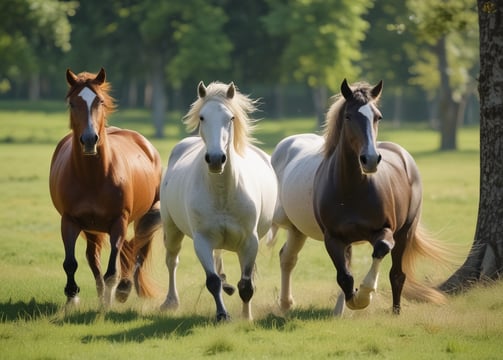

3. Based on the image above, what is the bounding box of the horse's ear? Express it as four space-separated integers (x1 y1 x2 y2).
66 68 77 87
341 79 353 100
371 80 383 99
198 81 207 98
226 82 235 99
94 68 106 85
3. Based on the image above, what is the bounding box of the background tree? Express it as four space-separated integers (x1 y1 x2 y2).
0 0 77 98
360 1 417 124
263 0 373 125
406 0 478 150
440 0 503 293
138 0 232 138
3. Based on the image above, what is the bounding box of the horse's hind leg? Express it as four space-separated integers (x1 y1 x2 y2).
116 239 134 303
84 232 105 301
61 215 82 306
160 216 184 311
279 227 307 310
389 232 407 315
214 250 236 296
103 217 128 308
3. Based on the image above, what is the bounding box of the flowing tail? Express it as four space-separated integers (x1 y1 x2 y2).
124 204 162 298
401 223 456 304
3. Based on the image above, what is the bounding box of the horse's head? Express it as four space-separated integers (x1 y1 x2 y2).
197 81 236 173
183 81 256 174
340 79 383 174
66 68 114 156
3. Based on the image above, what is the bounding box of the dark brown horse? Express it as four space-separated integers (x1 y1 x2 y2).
49 68 162 307
313 79 451 314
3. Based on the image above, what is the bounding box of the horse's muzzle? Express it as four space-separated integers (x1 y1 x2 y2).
80 134 99 156
359 153 382 174
205 152 226 173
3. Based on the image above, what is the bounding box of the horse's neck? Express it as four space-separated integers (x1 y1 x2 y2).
206 150 240 192
71 133 112 177
332 136 365 185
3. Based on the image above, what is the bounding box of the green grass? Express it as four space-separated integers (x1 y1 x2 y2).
0 101 500 360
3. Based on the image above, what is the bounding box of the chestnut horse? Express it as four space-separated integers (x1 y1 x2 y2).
49 68 162 307
271 79 451 315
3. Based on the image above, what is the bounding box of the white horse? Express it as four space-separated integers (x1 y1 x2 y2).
269 133 328 311
160 81 277 321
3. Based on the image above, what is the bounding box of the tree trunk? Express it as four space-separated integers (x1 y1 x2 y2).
440 0 503 294
435 36 458 151
312 85 327 129
28 72 40 101
151 54 166 138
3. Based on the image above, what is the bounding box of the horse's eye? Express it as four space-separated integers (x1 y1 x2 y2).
199 116 204 121
69 101 75 109
230 116 235 121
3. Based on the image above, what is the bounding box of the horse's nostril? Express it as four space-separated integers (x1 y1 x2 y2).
79 135 85 145
360 154 367 165
377 154 382 164
221 154 227 164
94 134 99 143
205 153 210 163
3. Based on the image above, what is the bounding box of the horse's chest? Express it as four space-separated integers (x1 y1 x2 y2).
67 183 129 230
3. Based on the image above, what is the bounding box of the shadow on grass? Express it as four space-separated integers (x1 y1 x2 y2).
0 298 60 321
0 298 334 343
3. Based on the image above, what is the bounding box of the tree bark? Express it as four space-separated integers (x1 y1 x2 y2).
440 0 503 293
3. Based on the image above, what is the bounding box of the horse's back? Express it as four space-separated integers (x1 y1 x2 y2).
271 133 324 240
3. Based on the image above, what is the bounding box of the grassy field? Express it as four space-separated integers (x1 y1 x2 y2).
1 101 502 359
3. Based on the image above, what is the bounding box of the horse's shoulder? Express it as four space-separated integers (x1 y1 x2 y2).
107 126 161 164
168 136 203 166
378 141 420 181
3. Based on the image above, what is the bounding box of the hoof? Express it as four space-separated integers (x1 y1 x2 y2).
345 285 375 310
216 312 231 322
115 279 132 303
280 298 293 311
160 296 179 311
222 283 236 296
65 296 80 307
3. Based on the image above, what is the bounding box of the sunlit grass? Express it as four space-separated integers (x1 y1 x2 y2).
0 101 494 359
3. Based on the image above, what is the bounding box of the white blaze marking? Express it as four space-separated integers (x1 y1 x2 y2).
78 87 97 112
358 103 373 120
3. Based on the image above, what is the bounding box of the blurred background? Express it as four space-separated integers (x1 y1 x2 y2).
0 0 478 149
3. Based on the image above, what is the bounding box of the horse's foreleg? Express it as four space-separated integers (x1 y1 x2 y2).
237 235 259 321
84 232 105 301
348 230 395 310
279 227 307 311
103 216 128 308
61 215 82 306
194 235 229 321
160 223 184 311
325 237 355 313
